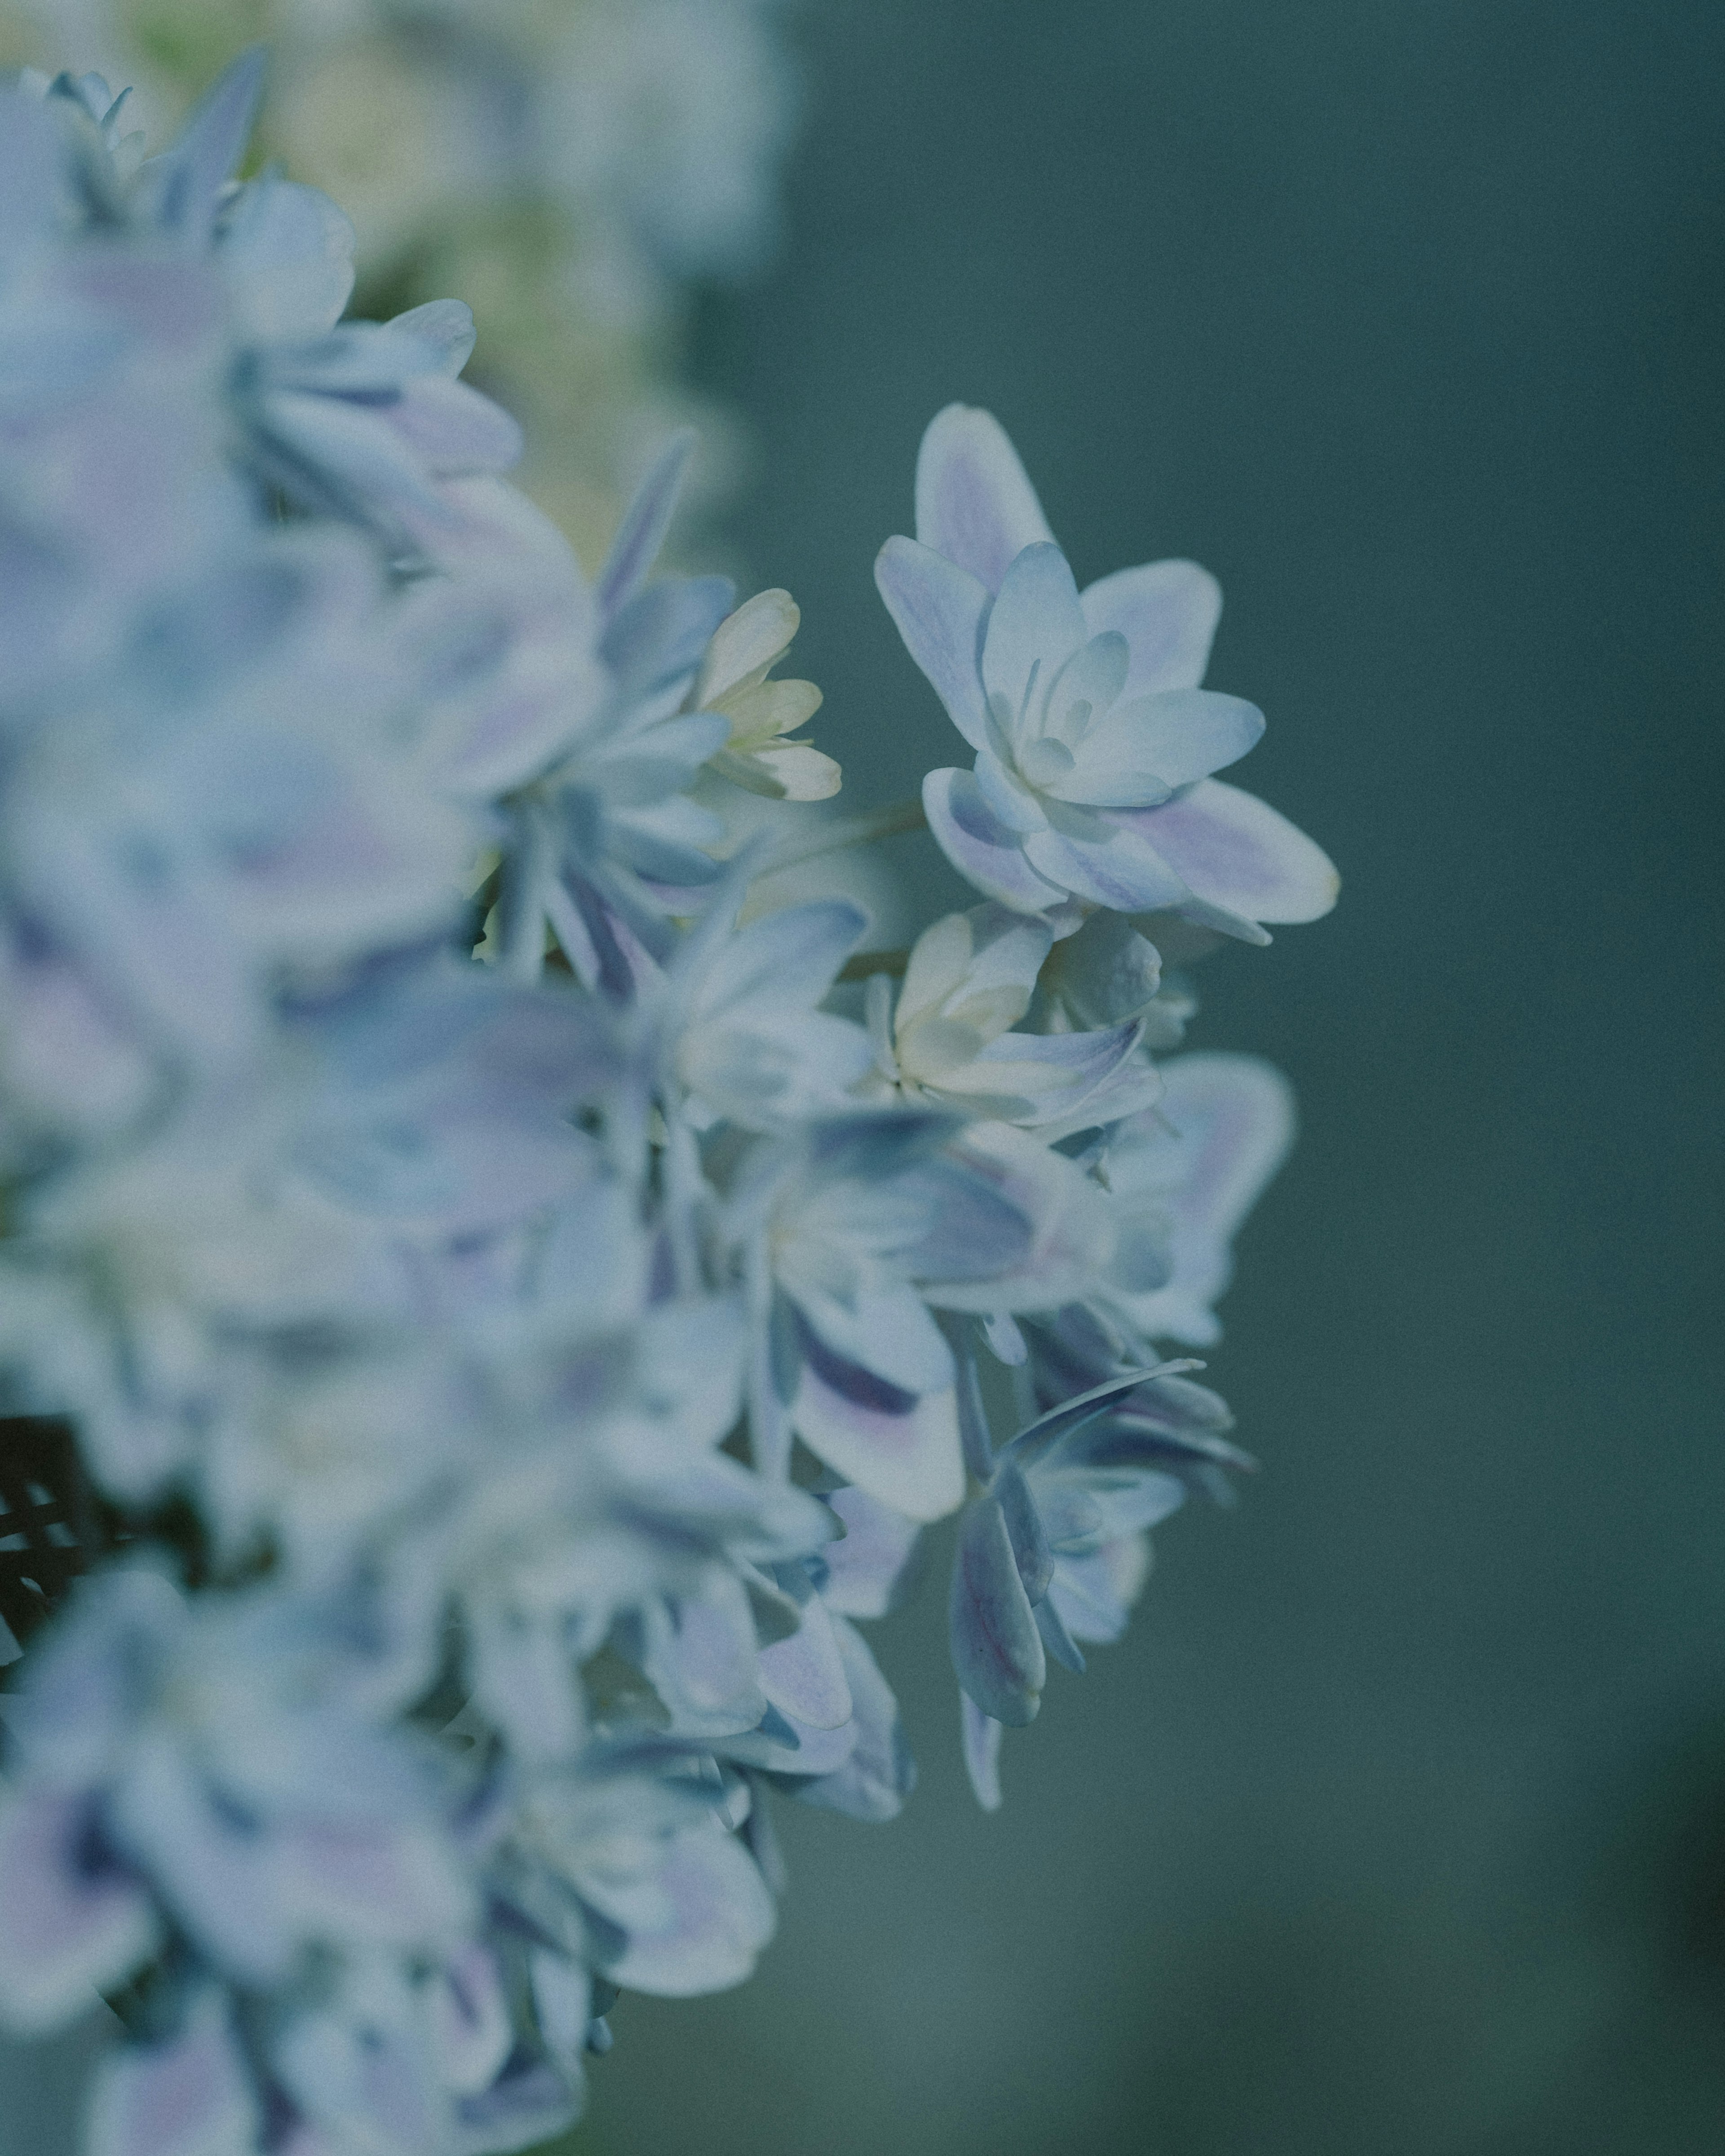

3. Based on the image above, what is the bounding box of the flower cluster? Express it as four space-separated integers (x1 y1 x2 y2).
0 57 1336 2156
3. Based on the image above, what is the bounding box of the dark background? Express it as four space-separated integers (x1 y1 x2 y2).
579 2 1725 2151
7 4 1723 2150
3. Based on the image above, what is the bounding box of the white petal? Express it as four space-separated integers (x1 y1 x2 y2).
875 537 991 749
922 769 1067 915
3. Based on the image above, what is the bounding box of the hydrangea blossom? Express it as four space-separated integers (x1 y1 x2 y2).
0 53 1337 2154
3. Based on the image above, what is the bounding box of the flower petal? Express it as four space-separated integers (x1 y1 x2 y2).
980 543 1087 736
914 405 1054 593
949 1494 1045 1726
922 768 1067 915
1079 559 1223 694
1113 778 1340 931
791 1358 963 1524
875 536 991 749
1058 690 1264 804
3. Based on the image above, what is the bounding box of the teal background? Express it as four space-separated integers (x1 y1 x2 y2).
4 3 1722 2150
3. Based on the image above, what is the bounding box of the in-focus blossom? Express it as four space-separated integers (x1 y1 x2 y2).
877 404 1340 938
859 901 1160 1135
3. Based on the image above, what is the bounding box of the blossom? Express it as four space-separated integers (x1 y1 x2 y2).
693 587 839 800
859 901 1160 1135
877 404 1340 937
730 1109 1112 1518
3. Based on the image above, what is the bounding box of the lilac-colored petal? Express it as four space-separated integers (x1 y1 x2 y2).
792 1360 963 1524
914 405 1054 593
961 1694 1004 1811
820 1486 923 1620
757 1594 852 1732
0 1788 158 2034
596 429 696 623
793 1281 954 1398
86 1995 260 2156
258 389 451 525
699 900 865 1021
922 768 1067 915
980 543 1087 732
1119 1053 1296 1346
1114 778 1340 930
1021 808 1192 914
1079 559 1223 695
376 376 523 477
602 1827 776 1997
791 1618 915 1824
874 536 991 749
949 1493 1044 1727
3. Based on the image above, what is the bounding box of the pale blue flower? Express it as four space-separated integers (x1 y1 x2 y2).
859 901 1160 1135
729 1109 1113 1518
877 405 1340 937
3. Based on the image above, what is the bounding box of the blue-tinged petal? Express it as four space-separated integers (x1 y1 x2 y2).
0 92 59 270
1042 910 1164 1026
1080 559 1223 695
1057 690 1264 806
87 1993 259 2156
1022 806 1194 914
388 300 477 377
792 1358 963 1524
792 1283 954 1399
1113 1052 1296 1347
1035 1591 1087 1673
1113 778 1340 931
602 1827 777 1997
960 1693 1004 1811
914 405 1054 593
136 46 265 248
922 767 1068 915
980 543 1087 737
949 1493 1045 1726
789 1618 915 1824
602 574 735 699
257 388 451 525
596 429 696 623
919 1123 1113 1313
973 744 1050 834
432 1943 513 2099
994 1460 1053 1602
0 1789 158 2035
698 899 866 1020
218 177 355 342
375 375 523 477
1048 1535 1151 1645
818 1488 922 1620
874 535 991 749
758 1594 853 1732
1041 630 1130 748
